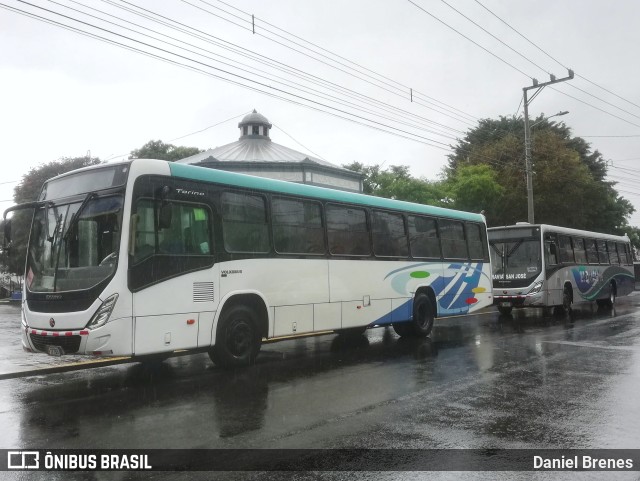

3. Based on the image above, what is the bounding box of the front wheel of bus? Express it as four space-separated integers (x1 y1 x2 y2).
210 305 261 368
562 286 573 313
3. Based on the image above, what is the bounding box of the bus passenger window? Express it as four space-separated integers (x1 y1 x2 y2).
572 238 586 264
222 192 270 254
272 197 324 255
558 235 574 263
585 239 598 264
607 241 620 264
408 216 440 258
439 220 467 259
545 242 558 266
133 200 212 262
466 223 485 260
372 210 408 257
597 240 609 264
327 204 370 256
619 243 631 265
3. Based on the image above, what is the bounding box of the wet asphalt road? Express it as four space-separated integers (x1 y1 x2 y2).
1 297 640 480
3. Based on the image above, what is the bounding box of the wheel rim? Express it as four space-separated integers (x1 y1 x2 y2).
415 301 432 329
226 320 253 358
610 287 616 305
417 304 429 328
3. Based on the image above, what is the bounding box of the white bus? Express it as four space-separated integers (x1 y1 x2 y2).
4 159 493 367
489 223 635 316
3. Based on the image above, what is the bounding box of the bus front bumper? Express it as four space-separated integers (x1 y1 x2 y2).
22 317 133 357
493 291 546 309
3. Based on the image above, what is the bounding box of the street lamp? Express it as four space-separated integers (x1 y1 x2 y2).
523 70 574 224
530 110 569 129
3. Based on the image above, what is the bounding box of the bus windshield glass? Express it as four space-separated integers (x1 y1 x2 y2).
490 238 542 284
26 195 124 293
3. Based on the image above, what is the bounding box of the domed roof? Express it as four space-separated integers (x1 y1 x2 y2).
238 109 272 128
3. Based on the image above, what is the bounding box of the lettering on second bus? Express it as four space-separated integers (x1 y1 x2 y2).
221 269 243 278
505 273 527 280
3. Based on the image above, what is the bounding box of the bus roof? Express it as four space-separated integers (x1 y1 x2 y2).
488 223 629 242
168 161 485 223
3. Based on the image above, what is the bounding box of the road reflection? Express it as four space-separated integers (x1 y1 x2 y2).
7 297 640 453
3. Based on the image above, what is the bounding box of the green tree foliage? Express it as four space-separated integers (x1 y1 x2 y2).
446 115 635 237
130 140 202 161
2 156 101 274
444 164 505 215
343 162 447 207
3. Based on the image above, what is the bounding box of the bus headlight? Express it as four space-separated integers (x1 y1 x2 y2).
529 281 543 295
87 294 119 330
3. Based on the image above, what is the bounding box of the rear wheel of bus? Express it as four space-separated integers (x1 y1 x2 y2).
210 305 261 368
597 282 616 309
393 293 435 338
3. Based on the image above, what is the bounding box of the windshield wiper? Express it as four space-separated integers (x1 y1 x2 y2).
63 192 97 241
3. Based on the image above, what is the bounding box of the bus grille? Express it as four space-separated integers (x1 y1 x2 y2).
29 334 81 354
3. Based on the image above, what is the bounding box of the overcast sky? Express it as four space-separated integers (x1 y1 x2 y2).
2 0 640 226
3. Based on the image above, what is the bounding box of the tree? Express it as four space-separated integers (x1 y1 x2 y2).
3 156 102 275
446 115 635 234
130 140 202 161
343 162 447 206
444 164 505 216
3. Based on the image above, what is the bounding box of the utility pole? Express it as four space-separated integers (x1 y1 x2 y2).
523 69 574 224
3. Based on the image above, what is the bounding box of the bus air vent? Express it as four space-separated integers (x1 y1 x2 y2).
193 282 215 302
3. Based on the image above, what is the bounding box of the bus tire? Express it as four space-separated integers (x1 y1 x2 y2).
599 282 616 309
392 322 412 337
562 285 573 313
210 305 261 368
497 305 513 316
410 293 435 337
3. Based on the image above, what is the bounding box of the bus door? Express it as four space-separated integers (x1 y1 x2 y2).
543 233 562 305
129 196 216 356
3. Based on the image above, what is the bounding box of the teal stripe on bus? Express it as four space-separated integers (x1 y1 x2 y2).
169 162 484 222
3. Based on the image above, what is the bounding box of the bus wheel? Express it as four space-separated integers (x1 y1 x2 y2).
562 286 573 313
601 282 617 308
210 305 261 368
410 293 435 337
392 322 412 337
497 305 513 316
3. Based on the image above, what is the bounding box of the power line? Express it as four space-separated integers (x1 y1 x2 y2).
406 0 533 79
3 1 458 153
438 0 550 76
202 0 480 123
104 0 471 136
178 0 478 127
472 0 640 114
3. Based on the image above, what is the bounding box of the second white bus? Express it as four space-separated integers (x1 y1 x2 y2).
489 223 635 315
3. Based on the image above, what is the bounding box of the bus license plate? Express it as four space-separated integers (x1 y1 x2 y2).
46 345 64 357
500 302 512 308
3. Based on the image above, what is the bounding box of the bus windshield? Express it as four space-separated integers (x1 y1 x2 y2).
26 195 124 293
490 238 542 285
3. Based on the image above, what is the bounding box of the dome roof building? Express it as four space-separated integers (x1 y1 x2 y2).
176 110 363 192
